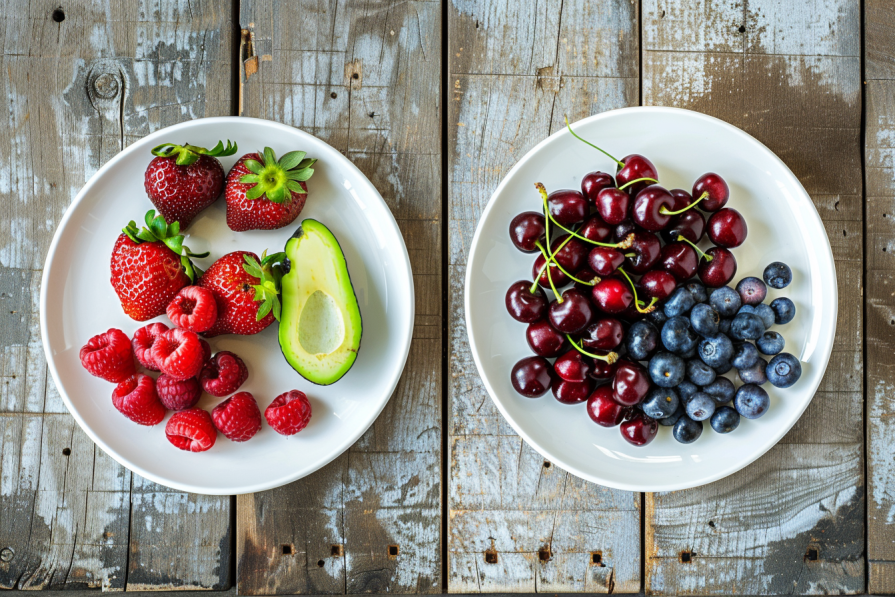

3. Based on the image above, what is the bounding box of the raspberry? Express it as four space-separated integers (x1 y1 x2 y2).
264 390 312 436
112 373 166 426
156 374 202 411
150 328 204 380
165 408 217 452
131 322 170 371
212 392 262 442
199 351 249 397
166 286 218 333
80 329 136 382
199 338 212 364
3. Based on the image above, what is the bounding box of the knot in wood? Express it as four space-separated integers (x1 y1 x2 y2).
0 547 14 562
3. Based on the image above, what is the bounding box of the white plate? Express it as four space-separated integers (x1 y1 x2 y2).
41 117 414 495
465 107 837 492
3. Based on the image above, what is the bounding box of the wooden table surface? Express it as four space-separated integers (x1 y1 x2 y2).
0 0 892 594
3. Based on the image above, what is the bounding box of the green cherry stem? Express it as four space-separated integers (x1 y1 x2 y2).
617 266 658 314
659 191 708 216
535 182 635 249
618 177 659 191
529 234 575 294
677 235 713 261
565 116 625 168
535 241 597 287
566 335 619 364
534 241 562 299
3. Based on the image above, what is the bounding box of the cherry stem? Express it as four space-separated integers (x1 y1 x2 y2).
618 177 658 191
529 234 575 294
535 183 624 248
566 335 619 364
535 240 596 287
624 252 636 258
534 241 562 299
677 235 712 261
659 191 708 216
564 116 625 168
617 267 658 313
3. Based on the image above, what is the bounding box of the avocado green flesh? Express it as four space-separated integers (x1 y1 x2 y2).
279 219 362 385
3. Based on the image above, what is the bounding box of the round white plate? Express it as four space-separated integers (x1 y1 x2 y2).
41 117 414 495
465 106 837 492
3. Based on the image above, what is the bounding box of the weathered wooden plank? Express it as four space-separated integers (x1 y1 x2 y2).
0 1 233 590
447 0 641 592
234 0 442 593
642 0 864 594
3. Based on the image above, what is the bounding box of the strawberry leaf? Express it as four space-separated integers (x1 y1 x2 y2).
261 251 286 266
239 174 260 184
285 180 304 194
278 151 306 171
244 159 264 175
262 147 277 167
245 184 266 200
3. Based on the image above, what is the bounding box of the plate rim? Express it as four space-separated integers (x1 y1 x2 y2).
40 116 415 495
463 105 839 492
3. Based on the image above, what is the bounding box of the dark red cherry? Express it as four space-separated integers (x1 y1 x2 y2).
554 349 593 382
640 270 678 301
580 318 624 350
548 288 594 334
611 360 650 406
692 172 729 212
633 185 675 231
592 277 633 314
659 242 699 282
532 253 569 288
548 189 588 226
596 188 631 225
552 377 594 404
698 246 738 287
505 281 548 323
587 247 625 276
624 231 662 274
669 189 693 211
578 214 613 243
581 171 616 206
509 211 546 252
573 267 601 294
707 207 747 248
615 219 637 242
525 320 567 357
511 356 554 398
616 154 659 196
587 385 627 427
590 359 618 381
662 209 706 244
552 235 588 272
620 412 659 446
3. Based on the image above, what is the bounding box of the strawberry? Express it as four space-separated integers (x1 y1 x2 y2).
225 147 316 231
196 250 284 337
110 210 207 321
145 141 237 228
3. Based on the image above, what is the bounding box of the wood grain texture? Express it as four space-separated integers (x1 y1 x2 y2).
0 0 233 590
234 0 442 593
642 0 864 594
446 0 641 592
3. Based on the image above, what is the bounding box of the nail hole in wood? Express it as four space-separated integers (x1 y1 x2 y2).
484 549 498 564
842 230 847 237
538 546 551 562
680 550 693 563
708 520 715 528
62 448 71 456
282 544 295 555
738 25 746 33
591 551 604 567
52 8 65 22
543 461 551 468
330 92 337 99
388 544 399 559
806 546 819 561
317 559 325 567
352 73 359 80
331 544 343 557
475 20 479 28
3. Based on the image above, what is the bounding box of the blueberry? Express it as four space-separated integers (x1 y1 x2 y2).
763 262 792 289
738 357 768 385
676 380 699 404
709 286 741 317
737 304 756 315
735 384 770 419
690 303 720 337
685 392 716 421
649 352 686 388
685 281 708 304
710 406 740 433
731 342 759 369
703 377 736 405
757 331 785 355
679 344 698 359
718 318 732 334
730 313 765 341
661 316 699 355
672 416 703 443
642 387 680 419
664 287 696 318
770 297 796 325
754 304 775 329
697 333 734 368
660 403 685 426
687 359 716 386
645 309 669 328
767 353 802 388
736 276 767 306
713 360 733 375
626 321 659 361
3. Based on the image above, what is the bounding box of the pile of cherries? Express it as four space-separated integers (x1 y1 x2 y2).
504 121 801 447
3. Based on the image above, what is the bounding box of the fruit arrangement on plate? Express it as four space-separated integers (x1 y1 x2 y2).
504 120 802 447
78 140 362 453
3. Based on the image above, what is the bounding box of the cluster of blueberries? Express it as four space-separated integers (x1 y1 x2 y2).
629 261 800 444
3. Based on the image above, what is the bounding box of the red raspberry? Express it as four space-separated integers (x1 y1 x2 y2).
165 408 217 452
212 392 262 442
199 351 249 397
80 329 136 382
264 390 312 436
150 328 204 380
131 322 170 371
112 373 167 426
166 286 218 333
156 374 202 411
199 338 212 364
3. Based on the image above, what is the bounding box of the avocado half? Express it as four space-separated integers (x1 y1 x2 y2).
279 219 362 385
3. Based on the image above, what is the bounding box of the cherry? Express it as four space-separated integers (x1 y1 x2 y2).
526 320 567 357
547 189 589 226
707 207 747 248
596 188 631 225
505 281 548 322
511 356 554 398
616 154 659 196
620 412 659 446
581 171 616 206
592 277 634 314
578 213 613 243
698 246 737 287
588 247 625 276
552 377 595 404
692 173 729 212
532 253 569 288
662 209 706 244
669 188 693 210
548 288 593 334
580 318 624 350
573 267 601 294
615 219 637 242
624 231 662 274
633 185 675 231
554 349 593 382
509 211 546 252
640 270 678 301
590 359 618 381
659 242 698 282
611 360 650 406
531 235 587 288
587 385 627 427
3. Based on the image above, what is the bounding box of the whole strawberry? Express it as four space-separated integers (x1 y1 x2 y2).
110 210 207 321
145 140 237 228
225 147 316 231
197 250 283 337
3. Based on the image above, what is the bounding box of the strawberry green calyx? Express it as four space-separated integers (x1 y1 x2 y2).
150 140 238 167
122 210 209 282
243 250 287 322
239 147 316 204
